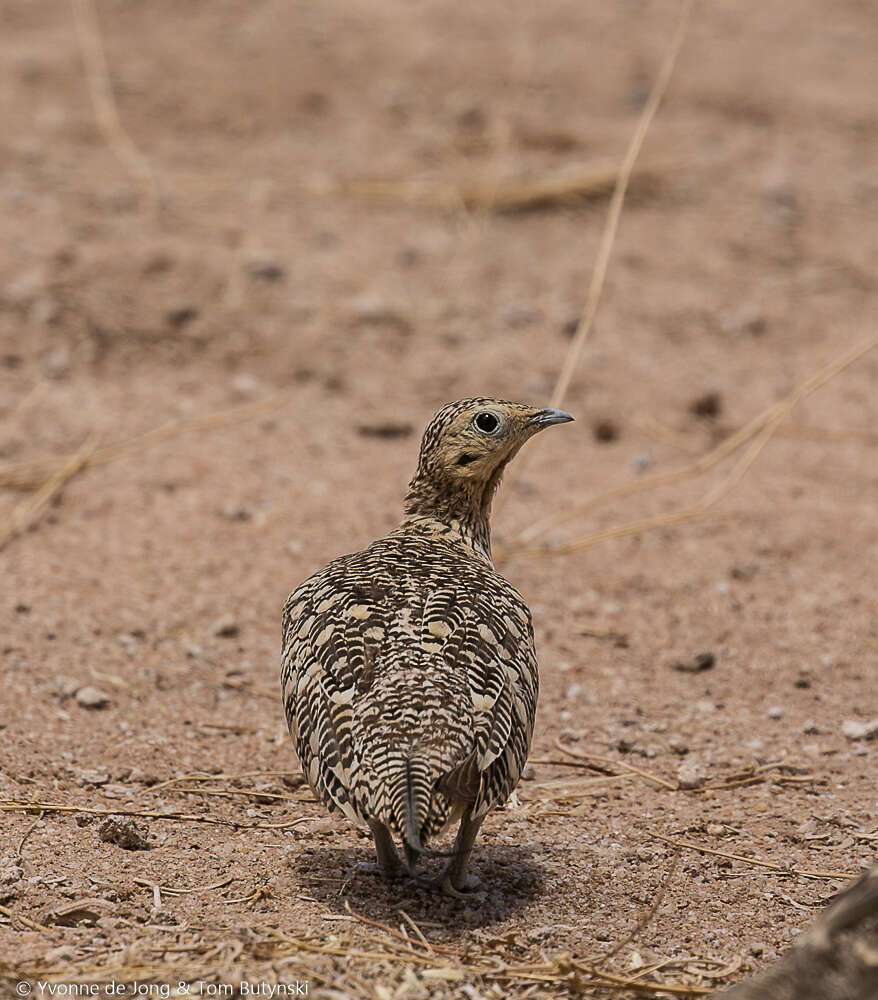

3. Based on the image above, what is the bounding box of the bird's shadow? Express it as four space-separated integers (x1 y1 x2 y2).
291 842 545 932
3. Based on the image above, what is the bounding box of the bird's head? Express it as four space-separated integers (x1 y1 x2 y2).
403 398 573 545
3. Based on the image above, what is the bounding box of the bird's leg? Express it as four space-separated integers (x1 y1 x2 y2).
357 820 403 879
439 812 483 895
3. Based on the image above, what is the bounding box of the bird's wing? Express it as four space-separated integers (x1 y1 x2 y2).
281 556 392 826
436 579 539 818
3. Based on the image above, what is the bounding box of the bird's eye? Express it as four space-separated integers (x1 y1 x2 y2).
474 412 500 434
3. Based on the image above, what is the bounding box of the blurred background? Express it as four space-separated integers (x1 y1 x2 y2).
1 0 876 989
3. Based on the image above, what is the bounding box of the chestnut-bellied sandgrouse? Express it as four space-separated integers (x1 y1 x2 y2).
281 398 573 893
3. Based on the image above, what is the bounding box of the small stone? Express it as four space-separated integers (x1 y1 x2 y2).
281 771 305 790
165 305 198 328
44 945 78 964
802 721 819 735
212 616 240 638
672 651 716 673
77 769 110 787
689 391 723 419
749 942 765 957
0 863 24 886
43 346 71 380
526 925 557 940
356 421 414 440
767 706 784 720
98 815 151 851
42 898 107 926
676 759 703 789
4 266 45 305
668 737 689 756
350 295 411 334
841 718 878 741
244 253 285 282
592 418 619 443
230 373 262 399
75 686 110 709
217 502 253 522
706 823 725 836
53 675 80 699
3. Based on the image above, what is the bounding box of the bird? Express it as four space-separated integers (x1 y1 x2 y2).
281 397 573 893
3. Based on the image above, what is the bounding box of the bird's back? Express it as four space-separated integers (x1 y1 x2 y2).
281 524 538 845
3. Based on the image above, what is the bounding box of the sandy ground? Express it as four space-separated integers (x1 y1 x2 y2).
1 1 876 997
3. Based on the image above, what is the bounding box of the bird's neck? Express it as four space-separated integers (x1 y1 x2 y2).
401 472 500 563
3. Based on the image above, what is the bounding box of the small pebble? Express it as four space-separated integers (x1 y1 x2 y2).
212 616 240 638
672 651 716 673
768 706 784 720
230 373 262 399
676 760 703 789
592 418 619 443
244 252 285 281
77 769 110 786
98 815 151 850
44 945 78 964
841 718 878 741
689 391 722 419
75 686 109 710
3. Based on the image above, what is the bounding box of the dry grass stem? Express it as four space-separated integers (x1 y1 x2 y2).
555 739 678 790
549 0 695 411
132 876 233 897
650 833 857 881
588 852 681 966
71 0 160 212
328 160 662 213
502 329 878 559
0 903 53 934
0 797 309 832
147 769 301 792
0 434 99 551
0 391 290 491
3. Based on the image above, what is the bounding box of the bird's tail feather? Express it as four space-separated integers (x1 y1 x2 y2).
392 756 459 870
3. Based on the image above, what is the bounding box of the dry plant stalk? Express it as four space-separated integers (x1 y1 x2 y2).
0 797 309 833
329 160 661 213
550 0 696 410
0 434 99 551
0 391 290 491
650 833 857 881
502 329 878 559
71 0 160 212
499 0 695 509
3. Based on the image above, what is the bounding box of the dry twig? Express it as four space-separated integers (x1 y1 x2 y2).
0 435 99 551
502 329 878 559
650 833 857 881
550 0 695 410
71 0 160 211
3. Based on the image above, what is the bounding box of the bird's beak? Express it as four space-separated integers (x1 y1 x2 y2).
530 407 574 428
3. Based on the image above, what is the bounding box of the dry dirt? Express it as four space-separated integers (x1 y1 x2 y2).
1 1 877 997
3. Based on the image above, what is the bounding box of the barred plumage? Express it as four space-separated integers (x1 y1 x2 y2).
281 398 572 892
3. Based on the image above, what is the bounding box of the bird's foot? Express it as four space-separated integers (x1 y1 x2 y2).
355 860 403 880
440 872 481 897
